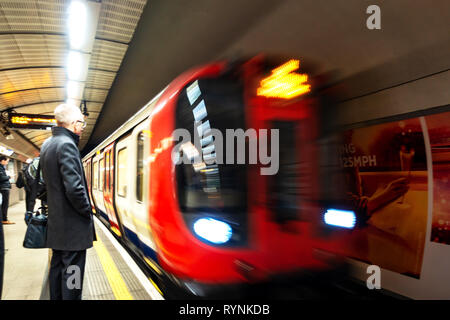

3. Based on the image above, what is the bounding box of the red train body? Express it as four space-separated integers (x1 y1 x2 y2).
83 56 347 297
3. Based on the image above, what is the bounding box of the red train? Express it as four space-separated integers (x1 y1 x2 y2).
82 56 353 298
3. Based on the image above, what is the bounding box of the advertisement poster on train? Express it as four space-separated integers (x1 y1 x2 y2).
425 112 450 245
339 118 428 279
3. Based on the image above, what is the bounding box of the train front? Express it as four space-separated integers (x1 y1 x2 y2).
148 56 350 297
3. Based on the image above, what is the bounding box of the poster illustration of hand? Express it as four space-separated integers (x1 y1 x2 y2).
338 117 428 279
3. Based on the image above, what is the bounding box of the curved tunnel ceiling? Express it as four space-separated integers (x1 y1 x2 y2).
0 0 148 158
0 0 448 159
84 0 450 155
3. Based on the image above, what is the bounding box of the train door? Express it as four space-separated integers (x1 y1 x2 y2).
104 143 122 237
130 120 157 261
250 96 319 270
84 158 96 213
242 57 321 272
92 153 108 222
115 134 141 250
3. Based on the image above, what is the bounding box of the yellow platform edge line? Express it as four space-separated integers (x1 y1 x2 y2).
148 277 163 297
93 236 134 300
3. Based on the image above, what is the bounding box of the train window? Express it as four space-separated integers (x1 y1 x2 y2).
93 160 98 190
109 152 113 191
136 132 144 202
117 147 128 197
99 157 104 191
175 75 248 242
88 162 91 188
109 152 113 190
83 163 87 185
105 151 110 191
85 162 90 189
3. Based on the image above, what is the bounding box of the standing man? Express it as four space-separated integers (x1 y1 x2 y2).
0 156 13 225
40 103 95 300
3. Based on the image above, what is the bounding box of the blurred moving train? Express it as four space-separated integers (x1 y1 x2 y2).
82 56 353 298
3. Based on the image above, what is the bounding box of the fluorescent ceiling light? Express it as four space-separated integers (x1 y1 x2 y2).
67 0 100 53
67 51 89 81
68 1 87 50
66 81 84 99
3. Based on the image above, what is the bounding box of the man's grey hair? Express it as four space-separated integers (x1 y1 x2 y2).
54 103 83 126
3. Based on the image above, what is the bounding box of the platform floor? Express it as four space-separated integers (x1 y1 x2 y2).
1 200 163 300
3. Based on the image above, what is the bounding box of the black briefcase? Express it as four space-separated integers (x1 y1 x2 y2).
23 213 47 249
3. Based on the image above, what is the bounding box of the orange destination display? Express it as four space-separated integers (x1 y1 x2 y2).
257 59 311 99
8 113 57 130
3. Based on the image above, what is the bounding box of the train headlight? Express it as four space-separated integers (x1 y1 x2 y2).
193 218 232 244
324 209 356 229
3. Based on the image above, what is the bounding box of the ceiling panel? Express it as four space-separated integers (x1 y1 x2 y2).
96 0 146 43
0 0 149 156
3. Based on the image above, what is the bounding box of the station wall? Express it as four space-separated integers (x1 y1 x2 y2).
333 68 450 299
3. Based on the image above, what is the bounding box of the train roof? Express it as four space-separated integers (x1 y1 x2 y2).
83 87 166 161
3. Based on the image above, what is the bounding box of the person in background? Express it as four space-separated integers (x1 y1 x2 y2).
0 156 13 225
16 162 38 223
40 103 95 300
